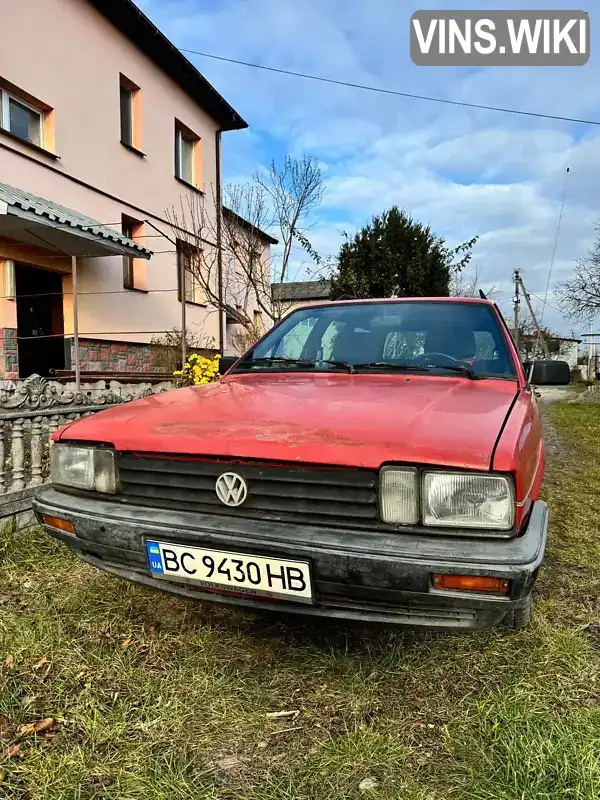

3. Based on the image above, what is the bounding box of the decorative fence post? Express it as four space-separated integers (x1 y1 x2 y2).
10 417 25 491
29 416 44 487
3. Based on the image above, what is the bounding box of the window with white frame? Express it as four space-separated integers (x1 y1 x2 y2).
175 121 199 185
0 88 44 147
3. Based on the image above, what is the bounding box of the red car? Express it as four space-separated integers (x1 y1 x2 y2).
34 298 569 631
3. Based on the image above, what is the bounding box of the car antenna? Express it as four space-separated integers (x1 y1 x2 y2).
478 289 488 300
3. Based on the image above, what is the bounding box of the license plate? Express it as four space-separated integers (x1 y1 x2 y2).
145 540 313 603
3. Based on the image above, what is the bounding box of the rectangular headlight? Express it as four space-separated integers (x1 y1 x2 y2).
422 472 514 530
380 467 418 524
50 445 118 494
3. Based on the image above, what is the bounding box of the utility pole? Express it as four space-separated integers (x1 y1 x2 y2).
179 252 187 368
513 269 520 351
588 322 594 381
519 278 550 358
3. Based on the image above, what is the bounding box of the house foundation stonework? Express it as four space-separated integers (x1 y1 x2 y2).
66 338 163 374
0 329 18 380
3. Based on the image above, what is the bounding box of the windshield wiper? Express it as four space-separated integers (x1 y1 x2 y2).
352 362 430 372
246 357 314 367
243 357 355 373
426 364 481 380
352 361 481 380
317 359 356 373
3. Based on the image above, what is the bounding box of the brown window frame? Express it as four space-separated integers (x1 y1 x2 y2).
177 240 206 306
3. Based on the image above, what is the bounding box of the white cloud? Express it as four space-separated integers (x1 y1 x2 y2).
137 0 600 334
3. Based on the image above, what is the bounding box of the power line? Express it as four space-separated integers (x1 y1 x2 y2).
180 47 600 128
525 290 563 316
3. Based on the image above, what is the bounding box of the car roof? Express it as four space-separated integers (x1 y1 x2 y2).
300 297 495 311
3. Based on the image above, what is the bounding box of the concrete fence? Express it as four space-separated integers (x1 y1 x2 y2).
0 374 173 531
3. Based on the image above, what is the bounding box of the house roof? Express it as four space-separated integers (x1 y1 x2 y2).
0 182 153 258
89 0 247 132
272 279 331 302
223 207 278 245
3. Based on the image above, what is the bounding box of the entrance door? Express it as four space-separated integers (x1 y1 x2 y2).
16 264 65 378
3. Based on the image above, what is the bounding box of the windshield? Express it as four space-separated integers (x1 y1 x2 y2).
234 301 518 379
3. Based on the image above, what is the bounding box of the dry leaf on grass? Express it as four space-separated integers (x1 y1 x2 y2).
17 718 56 738
4 655 15 669
121 636 133 648
33 657 48 670
33 718 55 734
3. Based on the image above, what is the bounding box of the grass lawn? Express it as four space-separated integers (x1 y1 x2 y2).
1 401 600 799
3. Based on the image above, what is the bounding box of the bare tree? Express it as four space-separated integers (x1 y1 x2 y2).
556 225 600 320
166 155 324 339
256 155 324 284
449 266 498 299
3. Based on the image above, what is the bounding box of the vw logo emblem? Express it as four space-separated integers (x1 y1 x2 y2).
215 472 248 507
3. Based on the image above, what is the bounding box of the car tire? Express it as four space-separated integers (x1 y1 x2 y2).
504 595 533 630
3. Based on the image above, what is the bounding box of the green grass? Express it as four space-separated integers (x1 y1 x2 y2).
1 402 600 798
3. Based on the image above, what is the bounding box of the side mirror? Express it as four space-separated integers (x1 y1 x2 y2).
523 359 571 386
218 355 238 375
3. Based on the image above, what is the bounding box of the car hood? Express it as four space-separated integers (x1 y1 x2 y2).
58 373 518 470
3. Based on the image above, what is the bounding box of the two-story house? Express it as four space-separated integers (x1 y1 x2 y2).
0 0 274 383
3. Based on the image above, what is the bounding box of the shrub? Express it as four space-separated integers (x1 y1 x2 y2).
174 353 221 386
150 328 216 373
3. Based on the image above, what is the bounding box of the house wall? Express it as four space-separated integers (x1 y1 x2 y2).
0 0 228 369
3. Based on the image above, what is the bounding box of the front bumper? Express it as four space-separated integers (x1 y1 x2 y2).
33 487 548 631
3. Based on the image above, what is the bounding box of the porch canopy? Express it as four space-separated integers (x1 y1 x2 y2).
0 183 153 258
0 182 153 388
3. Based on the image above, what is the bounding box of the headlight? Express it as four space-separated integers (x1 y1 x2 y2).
379 467 419 524
422 472 514 530
50 445 118 494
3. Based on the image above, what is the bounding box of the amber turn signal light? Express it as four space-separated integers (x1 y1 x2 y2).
42 515 75 535
432 574 509 595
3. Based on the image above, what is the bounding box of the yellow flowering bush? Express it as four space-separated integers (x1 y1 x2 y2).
173 353 221 386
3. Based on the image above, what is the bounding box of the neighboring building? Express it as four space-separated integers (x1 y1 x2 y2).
0 0 273 380
272 279 331 318
222 206 278 355
509 330 581 370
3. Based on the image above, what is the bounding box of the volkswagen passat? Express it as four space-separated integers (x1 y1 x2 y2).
34 298 569 631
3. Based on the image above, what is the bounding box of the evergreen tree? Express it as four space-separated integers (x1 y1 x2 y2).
330 206 477 300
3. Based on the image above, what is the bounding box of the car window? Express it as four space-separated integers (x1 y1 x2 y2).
240 301 517 378
267 317 317 359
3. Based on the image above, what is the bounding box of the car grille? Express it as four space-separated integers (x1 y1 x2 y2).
117 454 379 529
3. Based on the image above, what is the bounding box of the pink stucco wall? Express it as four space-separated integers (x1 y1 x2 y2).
0 0 235 351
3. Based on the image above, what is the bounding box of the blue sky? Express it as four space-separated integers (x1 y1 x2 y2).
137 0 599 335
